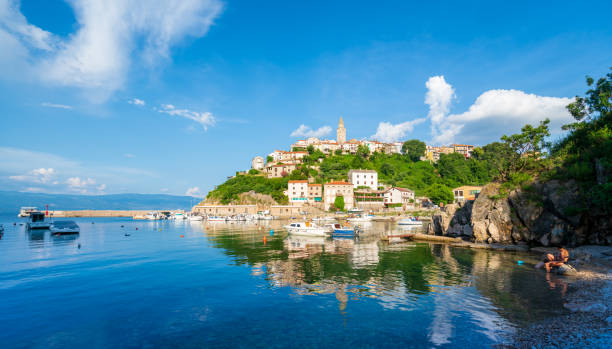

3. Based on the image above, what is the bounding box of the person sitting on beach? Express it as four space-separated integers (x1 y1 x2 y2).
536 247 569 272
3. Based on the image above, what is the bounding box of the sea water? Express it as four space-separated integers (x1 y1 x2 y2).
0 216 568 348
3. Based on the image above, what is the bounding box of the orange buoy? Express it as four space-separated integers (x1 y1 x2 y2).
181 234 184 238
263 236 267 245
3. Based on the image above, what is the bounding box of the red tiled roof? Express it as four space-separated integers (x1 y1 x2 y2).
325 181 352 185
288 180 308 183
308 183 322 186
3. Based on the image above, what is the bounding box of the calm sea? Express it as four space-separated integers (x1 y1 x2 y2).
0 215 567 348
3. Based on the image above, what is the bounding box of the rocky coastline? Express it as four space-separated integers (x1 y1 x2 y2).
421 180 612 347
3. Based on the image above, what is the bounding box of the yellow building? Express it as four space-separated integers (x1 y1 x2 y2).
452 186 483 202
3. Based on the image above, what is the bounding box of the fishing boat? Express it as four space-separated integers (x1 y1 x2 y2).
26 212 51 230
18 207 39 218
398 217 422 226
284 222 327 237
50 221 80 235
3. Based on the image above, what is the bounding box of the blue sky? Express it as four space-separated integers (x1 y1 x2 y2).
1 0 611 197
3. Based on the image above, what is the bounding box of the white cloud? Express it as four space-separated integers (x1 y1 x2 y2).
425 76 455 141
185 186 202 197
0 0 224 100
430 87 573 144
10 167 57 184
66 176 105 194
372 118 426 142
0 146 156 194
158 104 215 130
41 102 72 109
290 124 332 138
128 98 145 106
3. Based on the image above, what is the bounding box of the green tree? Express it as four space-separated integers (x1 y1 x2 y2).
500 119 551 179
356 144 370 159
334 149 343 156
426 184 454 205
402 139 426 162
266 155 273 163
307 145 315 155
248 169 259 175
380 162 395 177
334 195 345 211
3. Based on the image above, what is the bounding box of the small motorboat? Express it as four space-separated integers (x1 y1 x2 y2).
188 215 204 221
324 223 357 235
50 221 80 235
398 217 422 226
26 212 51 230
284 222 327 237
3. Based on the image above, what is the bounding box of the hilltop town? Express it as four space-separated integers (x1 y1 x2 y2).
197 117 484 217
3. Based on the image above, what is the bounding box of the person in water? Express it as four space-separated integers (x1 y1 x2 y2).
536 247 569 272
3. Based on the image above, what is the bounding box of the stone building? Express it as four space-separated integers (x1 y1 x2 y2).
337 116 346 144
251 156 264 170
323 181 354 211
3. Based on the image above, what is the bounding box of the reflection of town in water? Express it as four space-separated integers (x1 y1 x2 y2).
204 221 569 344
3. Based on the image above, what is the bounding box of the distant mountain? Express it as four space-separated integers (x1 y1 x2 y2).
0 191 201 214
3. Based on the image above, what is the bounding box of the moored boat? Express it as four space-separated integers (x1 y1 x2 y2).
26 212 51 230
18 207 38 218
324 223 357 235
207 216 226 222
284 222 327 237
50 221 80 235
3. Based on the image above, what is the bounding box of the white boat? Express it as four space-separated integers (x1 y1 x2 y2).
18 207 39 218
398 217 422 226
284 222 328 237
50 220 80 234
145 212 159 220
207 216 226 222
347 214 373 223
188 215 204 221
26 212 51 230
172 212 185 220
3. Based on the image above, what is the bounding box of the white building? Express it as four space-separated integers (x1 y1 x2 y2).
348 169 378 190
323 181 354 211
287 180 309 205
384 187 415 209
251 156 264 170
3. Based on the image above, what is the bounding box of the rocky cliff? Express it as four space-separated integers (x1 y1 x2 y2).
428 181 612 246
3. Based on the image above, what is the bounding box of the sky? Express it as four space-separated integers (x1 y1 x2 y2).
1 0 611 197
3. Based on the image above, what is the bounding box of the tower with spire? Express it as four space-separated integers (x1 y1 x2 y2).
337 116 346 144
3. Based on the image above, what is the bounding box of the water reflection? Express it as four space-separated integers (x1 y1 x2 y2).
204 220 569 342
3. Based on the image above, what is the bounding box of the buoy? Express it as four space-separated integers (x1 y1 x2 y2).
121 225 124 228
263 236 267 245
181 234 184 238
517 260 524 265
270 229 274 236
136 227 138 230
125 233 130 236
78 243 81 249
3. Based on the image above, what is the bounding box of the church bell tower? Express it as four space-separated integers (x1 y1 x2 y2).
337 116 346 144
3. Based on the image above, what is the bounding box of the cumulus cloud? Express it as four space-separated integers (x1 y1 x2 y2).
128 98 145 106
158 104 215 130
430 87 573 144
41 102 72 109
66 176 105 194
290 124 332 138
185 186 202 196
0 0 224 100
10 167 57 184
425 76 455 141
372 118 426 142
